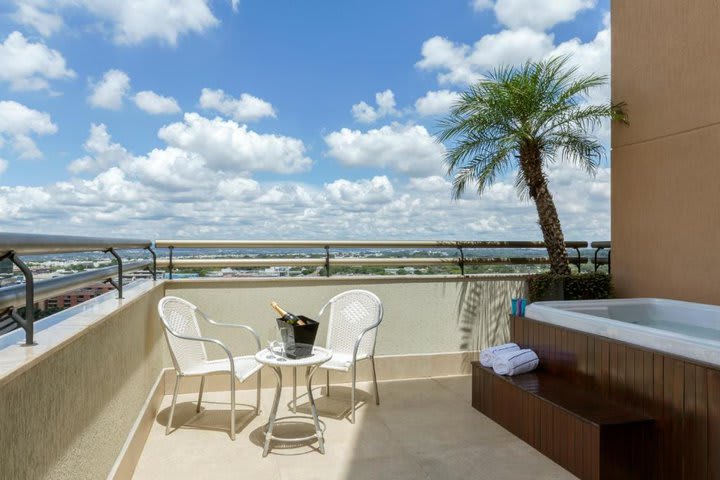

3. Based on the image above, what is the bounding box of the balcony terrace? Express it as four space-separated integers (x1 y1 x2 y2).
0 234 608 479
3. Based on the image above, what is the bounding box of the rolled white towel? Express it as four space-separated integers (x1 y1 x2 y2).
480 343 520 367
492 349 539 376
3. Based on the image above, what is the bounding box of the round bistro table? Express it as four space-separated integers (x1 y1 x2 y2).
255 346 332 457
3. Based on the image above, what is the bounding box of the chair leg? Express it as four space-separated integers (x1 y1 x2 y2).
230 374 236 441
166 374 180 435
196 376 205 413
256 369 262 415
326 369 330 396
351 365 356 424
371 356 380 405
292 367 297 414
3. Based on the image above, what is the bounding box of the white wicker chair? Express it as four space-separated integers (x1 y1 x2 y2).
158 296 262 440
292 289 383 423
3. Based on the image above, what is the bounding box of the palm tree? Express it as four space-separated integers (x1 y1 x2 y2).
437 56 626 275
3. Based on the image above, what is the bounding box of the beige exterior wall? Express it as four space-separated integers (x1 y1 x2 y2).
0 275 524 479
611 0 720 303
0 283 165 480
165 275 525 358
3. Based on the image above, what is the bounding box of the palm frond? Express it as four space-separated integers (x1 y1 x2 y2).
436 54 627 202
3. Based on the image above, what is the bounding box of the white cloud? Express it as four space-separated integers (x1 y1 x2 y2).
134 90 181 115
549 23 610 85
469 216 511 233
0 101 57 159
70 115 314 183
351 89 399 123
71 0 218 46
324 123 446 176
199 88 276 122
88 69 131 110
158 113 312 174
416 14 610 127
0 31 75 91
256 184 314 207
417 29 554 85
415 90 461 116
217 177 261 200
123 147 212 191
416 15 611 150
494 0 596 31
11 3 63 37
408 175 452 193
472 0 494 11
0 159 8 176
66 167 146 204
10 0 229 45
546 23 611 144
0 162 611 240
325 176 394 206
69 124 133 174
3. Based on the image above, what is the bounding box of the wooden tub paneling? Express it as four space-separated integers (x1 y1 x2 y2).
511 315 720 480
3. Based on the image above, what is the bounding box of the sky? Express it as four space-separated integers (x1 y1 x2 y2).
0 0 612 241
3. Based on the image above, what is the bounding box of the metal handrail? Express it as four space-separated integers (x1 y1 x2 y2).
591 241 611 273
0 233 609 346
159 256 589 269
0 260 150 312
0 232 151 255
157 240 592 277
156 239 589 249
0 232 157 345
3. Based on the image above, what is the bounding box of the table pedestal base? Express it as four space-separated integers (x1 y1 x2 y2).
263 365 325 457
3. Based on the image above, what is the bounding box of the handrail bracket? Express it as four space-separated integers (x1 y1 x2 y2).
105 248 123 299
1 251 36 346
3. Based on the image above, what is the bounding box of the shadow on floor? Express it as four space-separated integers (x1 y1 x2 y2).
157 400 258 438
290 386 373 421
248 421 321 455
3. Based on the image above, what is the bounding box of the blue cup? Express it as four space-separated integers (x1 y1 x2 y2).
519 298 527 317
511 298 518 316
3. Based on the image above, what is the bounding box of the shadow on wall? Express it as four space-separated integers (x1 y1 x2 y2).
457 279 526 352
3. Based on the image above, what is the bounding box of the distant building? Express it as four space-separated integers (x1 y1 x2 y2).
41 283 115 311
0 275 18 287
383 267 417 275
0 259 12 274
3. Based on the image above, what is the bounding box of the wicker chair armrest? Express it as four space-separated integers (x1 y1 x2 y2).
165 329 235 377
198 310 262 351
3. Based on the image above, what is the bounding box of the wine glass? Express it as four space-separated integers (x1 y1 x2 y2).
266 322 285 357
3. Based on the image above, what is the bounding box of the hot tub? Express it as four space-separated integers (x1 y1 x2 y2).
525 298 720 367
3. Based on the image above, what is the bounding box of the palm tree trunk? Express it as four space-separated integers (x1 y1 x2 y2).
520 146 571 275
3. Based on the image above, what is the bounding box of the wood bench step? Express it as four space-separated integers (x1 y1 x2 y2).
472 362 653 480
505 371 652 426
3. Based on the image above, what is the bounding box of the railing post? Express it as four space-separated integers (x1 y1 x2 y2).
593 247 601 273
168 246 174 280
324 246 331 277
146 246 157 281
105 248 123 299
1 252 36 346
572 247 582 273
457 246 465 276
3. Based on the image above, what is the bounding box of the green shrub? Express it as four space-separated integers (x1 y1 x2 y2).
528 272 612 302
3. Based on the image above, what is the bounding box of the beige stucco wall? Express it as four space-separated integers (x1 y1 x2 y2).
611 0 720 303
165 275 525 357
0 283 165 480
0 275 524 479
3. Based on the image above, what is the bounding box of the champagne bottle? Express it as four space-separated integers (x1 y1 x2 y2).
270 301 305 325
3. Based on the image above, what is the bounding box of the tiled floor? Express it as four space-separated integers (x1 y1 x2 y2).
133 375 577 480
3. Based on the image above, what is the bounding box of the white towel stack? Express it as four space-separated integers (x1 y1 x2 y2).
492 349 539 376
479 343 520 367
